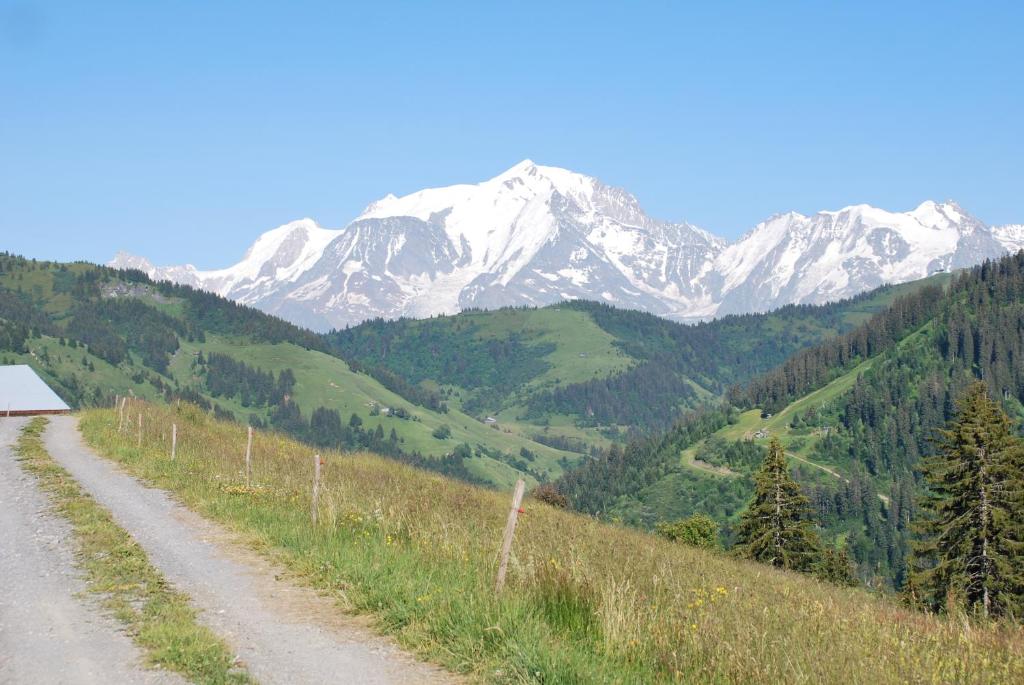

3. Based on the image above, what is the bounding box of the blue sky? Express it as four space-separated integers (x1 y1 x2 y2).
1 1 1021 268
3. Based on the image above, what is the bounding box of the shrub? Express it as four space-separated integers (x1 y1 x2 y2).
533 483 568 508
655 513 720 549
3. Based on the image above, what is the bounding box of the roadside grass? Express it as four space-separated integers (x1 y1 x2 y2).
14 418 251 685
80 403 1024 684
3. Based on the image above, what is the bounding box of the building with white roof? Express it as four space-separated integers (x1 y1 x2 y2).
0 365 71 416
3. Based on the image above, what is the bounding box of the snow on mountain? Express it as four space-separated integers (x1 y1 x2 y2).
110 163 1018 330
994 224 1024 254
712 201 1005 315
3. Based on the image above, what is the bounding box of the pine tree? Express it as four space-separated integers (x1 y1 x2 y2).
911 382 1024 618
733 438 821 572
816 545 858 586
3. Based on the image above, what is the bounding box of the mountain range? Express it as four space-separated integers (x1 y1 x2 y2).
112 161 1023 330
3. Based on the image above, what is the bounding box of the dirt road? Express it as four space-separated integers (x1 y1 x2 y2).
42 416 452 685
0 417 185 684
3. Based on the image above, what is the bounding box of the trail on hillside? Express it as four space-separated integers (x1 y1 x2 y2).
786 451 848 482
42 416 453 685
0 418 186 685
786 450 891 505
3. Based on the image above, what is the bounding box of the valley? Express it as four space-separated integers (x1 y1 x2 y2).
4 249 1024 680
7 4 1023 681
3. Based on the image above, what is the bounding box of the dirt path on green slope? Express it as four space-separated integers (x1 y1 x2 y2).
0 418 186 685
785 451 890 505
786 451 848 482
42 416 454 685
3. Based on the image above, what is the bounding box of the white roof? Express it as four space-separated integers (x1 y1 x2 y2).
0 365 70 412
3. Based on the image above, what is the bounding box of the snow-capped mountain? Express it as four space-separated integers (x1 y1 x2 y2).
712 201 1009 315
111 161 1021 330
994 224 1024 254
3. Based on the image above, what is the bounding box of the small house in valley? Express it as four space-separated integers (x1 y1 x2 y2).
0 365 71 416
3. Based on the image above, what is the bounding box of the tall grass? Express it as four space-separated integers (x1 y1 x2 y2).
82 403 1024 683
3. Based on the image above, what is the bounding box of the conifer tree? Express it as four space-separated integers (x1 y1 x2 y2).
911 382 1024 618
734 438 821 572
816 545 858 586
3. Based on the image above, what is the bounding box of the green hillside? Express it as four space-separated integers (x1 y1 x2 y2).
558 253 1024 588
0 254 576 488
78 403 1024 683
327 277 949 453
0 250 962 500
167 336 576 487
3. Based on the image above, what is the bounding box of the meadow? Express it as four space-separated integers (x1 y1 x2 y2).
80 402 1024 683
168 335 577 487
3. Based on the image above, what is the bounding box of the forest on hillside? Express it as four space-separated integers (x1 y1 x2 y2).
328 287 921 434
559 252 1024 590
0 255 506 483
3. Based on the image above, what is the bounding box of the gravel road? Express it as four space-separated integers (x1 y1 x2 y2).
0 417 185 685
43 416 453 685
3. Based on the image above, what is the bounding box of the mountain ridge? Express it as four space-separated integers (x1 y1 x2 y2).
112 161 1022 330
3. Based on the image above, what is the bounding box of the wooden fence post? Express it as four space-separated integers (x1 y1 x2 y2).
171 423 177 460
495 479 526 593
311 454 322 524
118 397 127 432
245 425 253 487
137 412 143 448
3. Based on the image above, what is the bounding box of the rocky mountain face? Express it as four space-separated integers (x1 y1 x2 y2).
994 224 1024 254
112 161 1021 330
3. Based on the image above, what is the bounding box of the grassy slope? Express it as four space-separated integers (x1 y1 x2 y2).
5 335 165 403
835 272 953 327
0 261 956 492
682 357 876 469
0 263 580 489
339 274 954 449
169 336 578 489
463 306 634 389
388 307 637 453
80 403 1024 684
16 418 249 683
680 322 937 489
